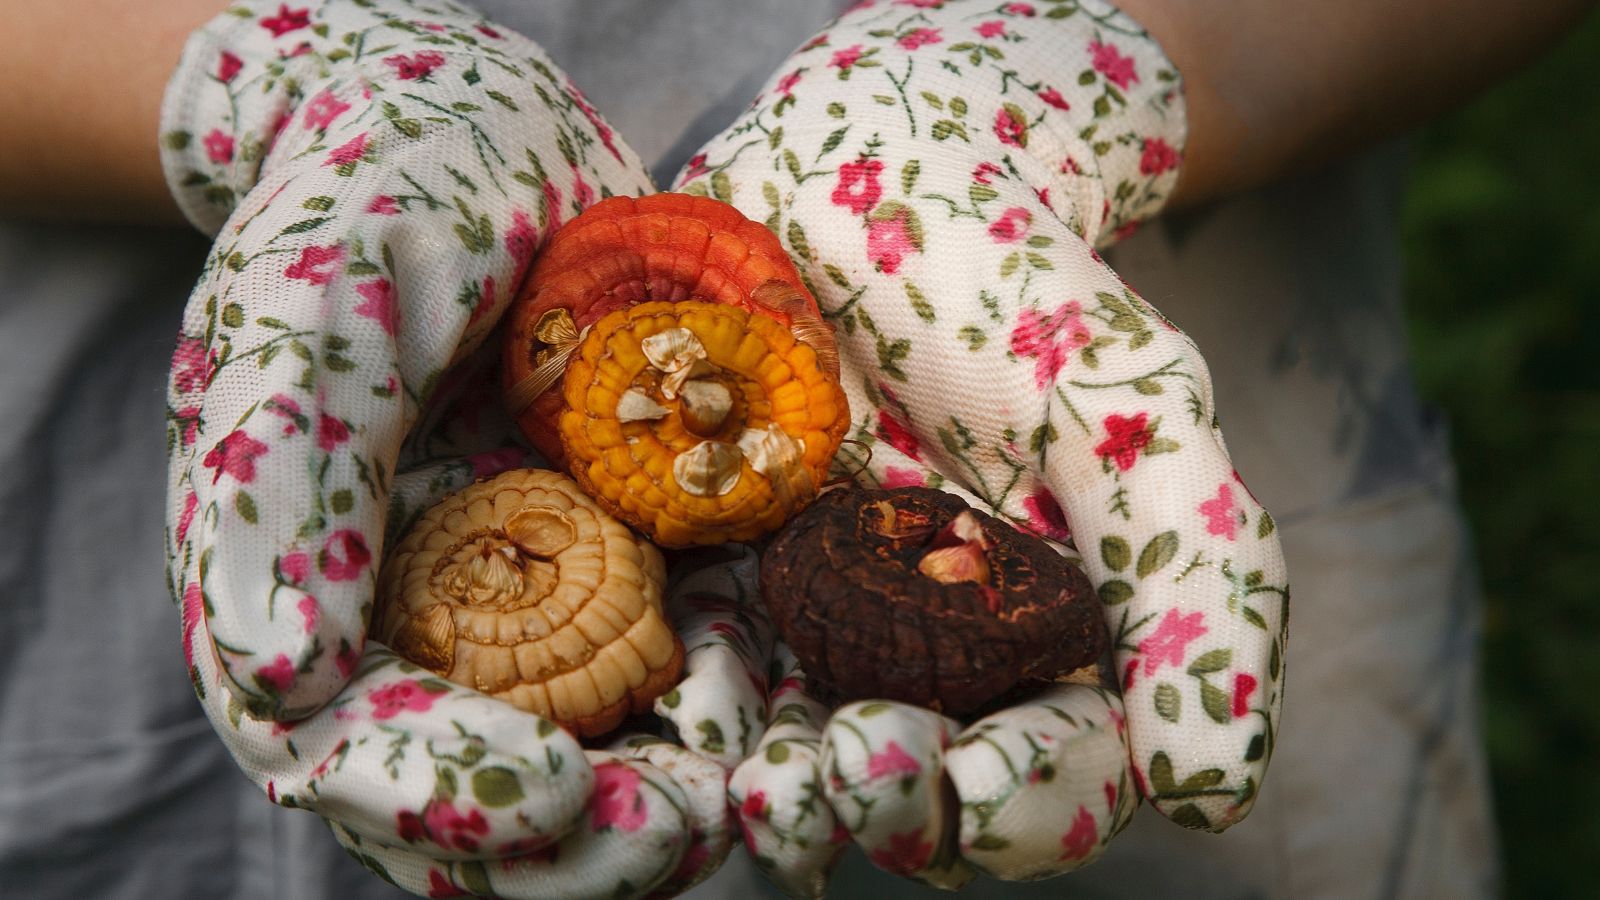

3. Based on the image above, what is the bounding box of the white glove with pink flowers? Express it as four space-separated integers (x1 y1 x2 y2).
160 1 743 896
674 0 1290 893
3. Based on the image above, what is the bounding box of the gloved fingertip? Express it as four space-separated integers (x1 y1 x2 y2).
730 730 845 898
656 590 775 768
820 702 973 890
946 684 1133 879
610 735 736 895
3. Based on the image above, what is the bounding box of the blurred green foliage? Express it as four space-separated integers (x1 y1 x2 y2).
1402 11 1600 898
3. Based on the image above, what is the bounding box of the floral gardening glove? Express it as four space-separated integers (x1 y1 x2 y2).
159 1 739 895
676 0 1289 890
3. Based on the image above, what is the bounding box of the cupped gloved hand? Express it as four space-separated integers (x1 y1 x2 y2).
160 1 736 896
676 0 1290 891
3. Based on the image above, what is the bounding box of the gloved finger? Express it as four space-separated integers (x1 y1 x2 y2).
946 681 1135 880
729 644 847 899
751 179 1286 834
609 735 735 896
326 752 690 899
163 0 654 721
973 194 1288 834
654 548 774 768
184 589 592 859
855 208 1283 832
820 701 973 889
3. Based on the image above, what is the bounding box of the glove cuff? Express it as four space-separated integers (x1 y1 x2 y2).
807 0 1187 246
159 1 345 235
158 0 568 236
1002 0 1186 243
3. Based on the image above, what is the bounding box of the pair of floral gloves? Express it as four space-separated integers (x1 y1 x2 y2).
163 0 1288 897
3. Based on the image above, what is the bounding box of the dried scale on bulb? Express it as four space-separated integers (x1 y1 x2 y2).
761 486 1110 714
502 193 847 547
372 469 683 737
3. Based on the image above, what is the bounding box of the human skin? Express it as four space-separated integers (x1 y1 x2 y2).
1115 0 1599 207
0 0 1593 221
0 0 220 222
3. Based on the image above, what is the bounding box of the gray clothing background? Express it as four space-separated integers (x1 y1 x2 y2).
0 1 1496 897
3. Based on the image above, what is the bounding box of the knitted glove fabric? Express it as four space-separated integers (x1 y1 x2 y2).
676 0 1290 890
159 2 726 895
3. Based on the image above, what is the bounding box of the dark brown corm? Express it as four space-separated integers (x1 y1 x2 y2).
760 485 1107 714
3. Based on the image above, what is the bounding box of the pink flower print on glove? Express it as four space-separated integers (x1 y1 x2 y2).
833 157 885 214
368 679 443 720
590 762 648 833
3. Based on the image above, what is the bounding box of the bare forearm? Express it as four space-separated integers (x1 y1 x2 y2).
1 2 1594 222
0 0 218 222
1119 0 1599 207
